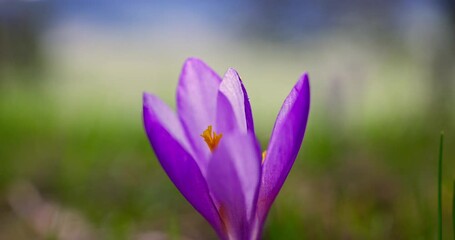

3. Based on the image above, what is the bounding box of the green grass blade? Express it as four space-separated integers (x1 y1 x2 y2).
438 132 444 240
452 180 454 240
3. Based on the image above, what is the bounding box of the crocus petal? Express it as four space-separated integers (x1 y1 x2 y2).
143 93 224 236
177 57 222 173
257 73 310 224
215 68 255 135
207 133 261 240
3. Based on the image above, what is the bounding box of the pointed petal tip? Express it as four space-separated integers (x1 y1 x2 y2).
179 57 221 83
181 57 208 77
142 91 151 99
224 67 241 81
143 92 163 109
297 72 310 89
302 72 310 100
184 56 201 63
182 57 208 69
301 71 310 79
293 72 311 106
226 67 239 73
142 91 153 106
303 72 310 86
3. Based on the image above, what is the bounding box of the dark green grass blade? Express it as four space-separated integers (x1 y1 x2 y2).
452 180 454 240
438 132 444 240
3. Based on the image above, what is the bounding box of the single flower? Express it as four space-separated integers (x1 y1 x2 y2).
143 58 310 240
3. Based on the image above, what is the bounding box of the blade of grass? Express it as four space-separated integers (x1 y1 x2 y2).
452 180 454 240
438 132 444 240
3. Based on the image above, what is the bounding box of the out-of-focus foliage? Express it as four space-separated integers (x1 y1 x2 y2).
0 1 454 239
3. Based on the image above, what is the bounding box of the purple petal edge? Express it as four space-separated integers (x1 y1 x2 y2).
176 57 222 175
241 79 255 135
216 68 255 134
207 133 261 240
257 73 310 224
143 92 224 237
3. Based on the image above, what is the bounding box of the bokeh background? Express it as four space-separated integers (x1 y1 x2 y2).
1 0 454 239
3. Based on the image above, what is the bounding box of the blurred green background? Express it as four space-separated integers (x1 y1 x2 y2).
1 1 454 239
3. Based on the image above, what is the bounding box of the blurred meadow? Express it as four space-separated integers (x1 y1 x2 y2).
1 1 455 239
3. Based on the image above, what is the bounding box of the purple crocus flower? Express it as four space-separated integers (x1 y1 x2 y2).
143 58 310 240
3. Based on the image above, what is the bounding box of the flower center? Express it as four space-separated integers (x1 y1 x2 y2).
262 150 267 164
200 125 222 152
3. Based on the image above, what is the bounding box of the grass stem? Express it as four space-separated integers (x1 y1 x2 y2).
452 180 454 240
438 132 444 240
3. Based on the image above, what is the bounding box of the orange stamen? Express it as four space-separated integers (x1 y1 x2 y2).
262 150 267 164
200 125 222 152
